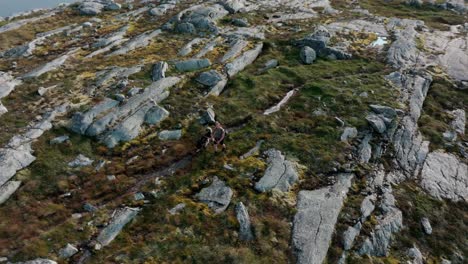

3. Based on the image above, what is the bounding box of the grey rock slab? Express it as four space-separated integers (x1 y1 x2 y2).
366 113 387 134
109 29 162 56
86 77 181 137
421 217 432 235
360 194 376 220
95 65 142 87
145 105 169 125
292 173 354 264
70 98 119 135
358 187 403 257
342 222 361 250
195 176 233 214
175 59 211 72
225 43 263 78
219 39 249 63
386 19 425 69
159 130 182 140
255 149 299 192
420 151 468 202
178 38 205 56
408 246 424 264
0 181 21 205
96 207 139 247
196 70 223 87
450 109 465 135
199 107 216 125
300 46 316 64
340 127 357 142
220 0 247 13
68 154 93 168
236 202 254 241
23 49 78 79
79 2 105 15
240 140 264 160
152 61 169 81
0 71 22 99
262 59 278 71
0 11 56 34
59 243 79 259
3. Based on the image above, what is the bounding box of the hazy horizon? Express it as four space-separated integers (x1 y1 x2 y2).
0 0 78 17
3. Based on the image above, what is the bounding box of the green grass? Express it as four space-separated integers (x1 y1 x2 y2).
360 0 467 30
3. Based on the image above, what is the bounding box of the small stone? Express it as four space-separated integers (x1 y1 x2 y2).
195 176 233 214
300 46 316 64
50 135 69 144
127 87 141 97
159 130 182 140
232 18 249 27
152 61 168 81
59 243 79 259
196 70 223 87
199 108 216 125
421 217 432 235
115 94 126 102
236 202 254 241
82 22 93 28
340 127 357 142
168 203 186 215
83 202 98 212
68 154 93 167
145 105 169 125
134 192 145 201
107 175 116 181
175 59 211 72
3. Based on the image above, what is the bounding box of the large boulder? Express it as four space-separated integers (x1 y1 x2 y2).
255 149 299 192
70 98 119 135
195 176 233 213
420 151 468 202
292 174 354 264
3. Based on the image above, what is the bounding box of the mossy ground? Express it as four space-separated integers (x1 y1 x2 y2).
0 1 465 263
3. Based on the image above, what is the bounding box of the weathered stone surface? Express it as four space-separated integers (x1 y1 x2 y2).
149 3 177 16
13 259 57 264
225 43 263 78
408 246 424 264
220 0 247 13
449 109 465 135
168 203 186 215
342 222 361 250
50 135 69 144
240 140 264 160
109 29 162 56
178 38 205 56
59 243 79 259
359 187 403 257
300 46 316 64
264 89 297 115
85 77 180 143
292 173 354 264
0 71 22 100
366 113 387 134
196 70 223 87
0 10 56 34
421 217 432 235
420 151 468 202
159 130 182 140
96 207 139 247
386 19 425 69
220 39 249 63
175 59 211 72
23 49 78 79
255 149 299 192
70 98 119 135
0 181 21 205
78 1 105 15
199 107 216 125
340 127 358 142
170 4 229 35
0 109 61 187
68 154 94 167
358 133 372 163
195 176 233 213
360 194 376 220
144 105 169 125
95 65 142 87
236 202 254 241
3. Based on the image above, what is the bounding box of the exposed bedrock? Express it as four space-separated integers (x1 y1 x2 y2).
292 173 354 264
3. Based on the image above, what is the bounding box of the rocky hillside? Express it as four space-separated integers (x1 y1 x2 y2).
0 0 467 263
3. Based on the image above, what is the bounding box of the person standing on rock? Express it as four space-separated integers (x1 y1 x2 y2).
212 121 226 152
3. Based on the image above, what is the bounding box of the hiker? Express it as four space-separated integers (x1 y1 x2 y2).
212 121 226 152
196 127 213 152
